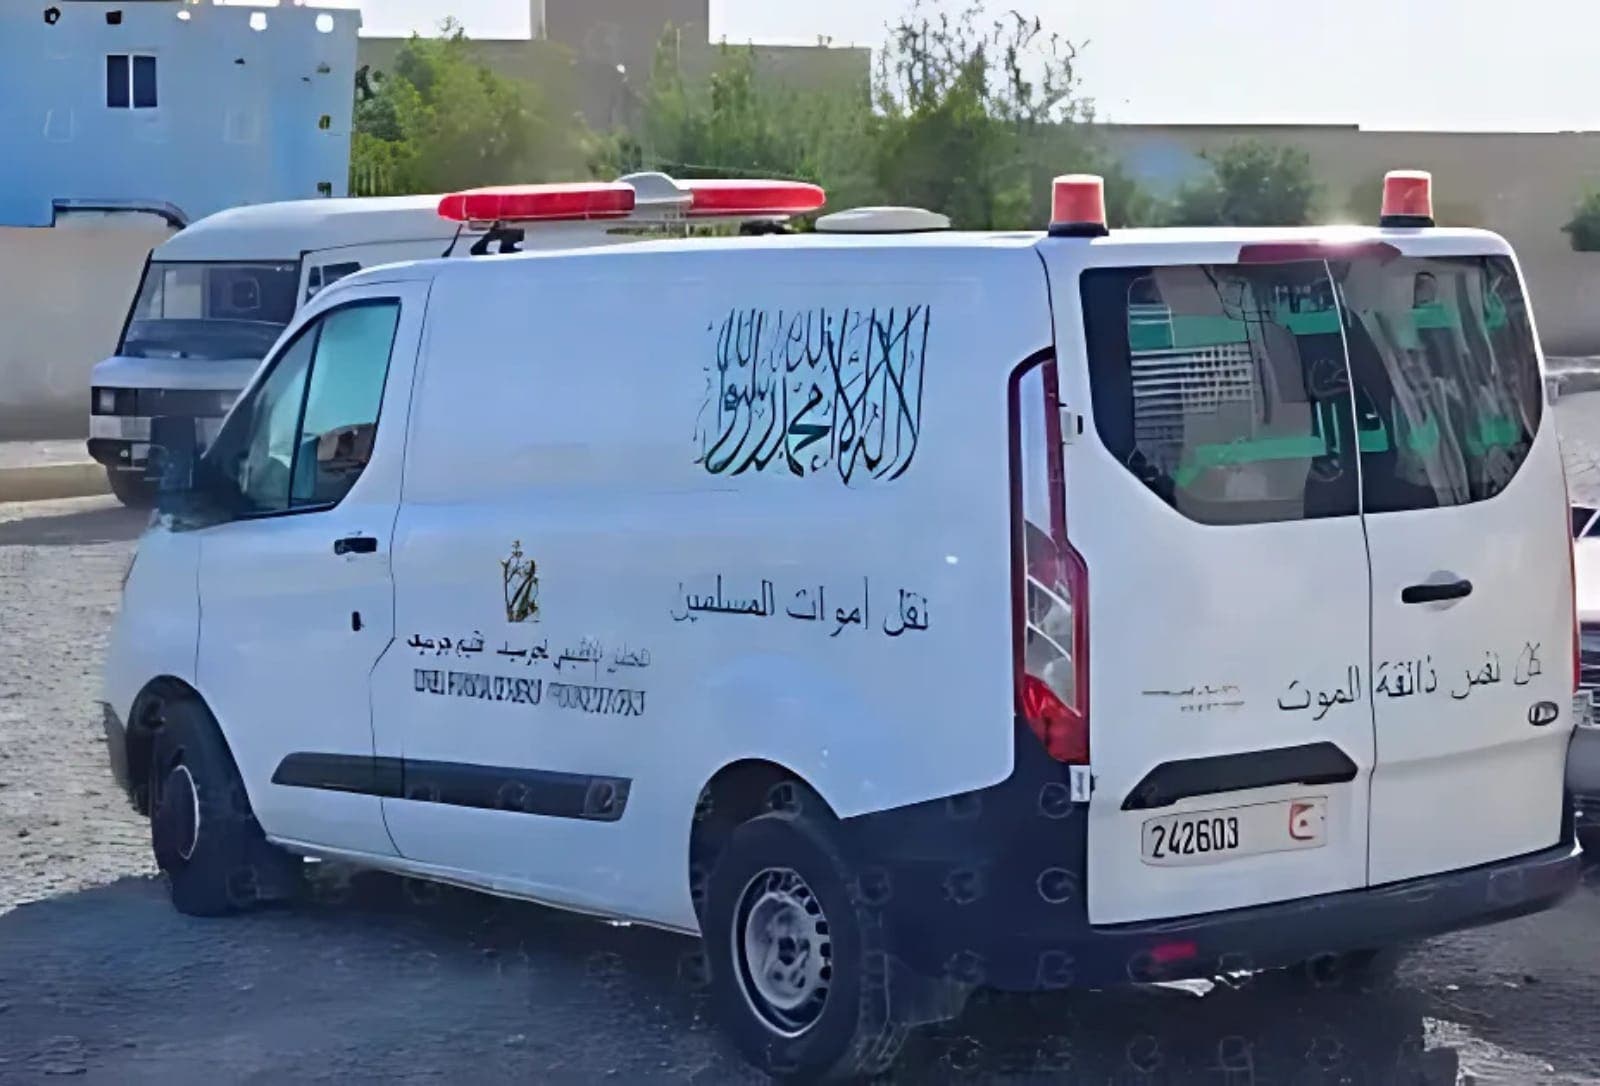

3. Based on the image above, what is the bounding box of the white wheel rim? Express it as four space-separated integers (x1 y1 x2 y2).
171 763 201 862
732 867 832 1037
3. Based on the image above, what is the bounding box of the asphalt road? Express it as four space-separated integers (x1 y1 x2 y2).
4 496 1600 1084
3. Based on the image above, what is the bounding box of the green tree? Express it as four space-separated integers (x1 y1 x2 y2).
872 3 1151 228
591 36 881 210
1168 140 1321 227
599 3 1157 229
1564 190 1600 252
351 19 589 196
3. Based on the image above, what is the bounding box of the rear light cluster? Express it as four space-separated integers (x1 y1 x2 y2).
1011 355 1090 763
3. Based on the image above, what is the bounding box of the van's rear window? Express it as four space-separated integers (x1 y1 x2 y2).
1080 254 1542 525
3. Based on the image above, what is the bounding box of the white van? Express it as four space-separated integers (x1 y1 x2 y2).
101 171 1581 1081
86 175 799 506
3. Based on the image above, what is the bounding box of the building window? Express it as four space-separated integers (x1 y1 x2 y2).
107 54 157 109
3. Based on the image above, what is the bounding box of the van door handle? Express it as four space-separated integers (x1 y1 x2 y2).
333 535 378 556
1401 578 1472 604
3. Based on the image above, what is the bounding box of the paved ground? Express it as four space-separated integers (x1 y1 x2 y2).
0 441 91 472
5 496 1600 1083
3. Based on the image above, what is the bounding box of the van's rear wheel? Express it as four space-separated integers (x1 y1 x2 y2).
703 792 911 1081
106 468 155 508
148 697 301 916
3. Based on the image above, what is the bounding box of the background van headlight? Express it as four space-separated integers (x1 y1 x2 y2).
93 388 121 415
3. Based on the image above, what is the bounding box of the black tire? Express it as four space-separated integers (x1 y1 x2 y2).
106 468 155 508
703 791 911 1082
147 697 301 916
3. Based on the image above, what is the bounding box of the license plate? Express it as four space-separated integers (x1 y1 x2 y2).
1141 797 1327 867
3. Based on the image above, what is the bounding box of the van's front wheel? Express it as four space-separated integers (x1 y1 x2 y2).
148 698 301 916
703 797 910 1081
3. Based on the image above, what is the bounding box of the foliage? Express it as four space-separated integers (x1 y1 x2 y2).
597 2 1158 229
350 19 588 196
1564 190 1600 252
870 2 1155 228
357 6 1164 229
1168 140 1322 227
593 41 845 183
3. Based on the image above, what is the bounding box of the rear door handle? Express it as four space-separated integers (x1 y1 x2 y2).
334 535 378 556
1401 578 1472 604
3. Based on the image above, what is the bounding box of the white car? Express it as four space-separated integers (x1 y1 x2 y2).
102 171 1580 1081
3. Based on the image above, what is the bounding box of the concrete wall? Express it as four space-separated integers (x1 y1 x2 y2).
0 1 360 228
1102 124 1600 356
0 212 176 440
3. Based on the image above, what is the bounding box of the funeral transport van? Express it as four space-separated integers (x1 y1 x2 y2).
100 171 1582 1080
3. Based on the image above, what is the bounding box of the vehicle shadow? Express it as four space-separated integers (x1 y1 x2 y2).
0 866 1496 1083
0 502 148 547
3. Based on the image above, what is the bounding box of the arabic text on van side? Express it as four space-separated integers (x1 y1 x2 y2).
694 305 929 485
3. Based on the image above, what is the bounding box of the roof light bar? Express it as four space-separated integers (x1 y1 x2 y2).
679 179 826 218
1380 169 1434 228
437 182 636 224
436 176 827 226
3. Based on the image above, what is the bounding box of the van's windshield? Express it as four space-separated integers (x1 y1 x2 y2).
120 261 300 362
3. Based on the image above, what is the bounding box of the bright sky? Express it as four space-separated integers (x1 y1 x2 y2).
347 0 1600 131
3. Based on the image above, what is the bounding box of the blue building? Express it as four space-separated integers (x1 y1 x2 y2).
0 1 360 439
0 0 360 228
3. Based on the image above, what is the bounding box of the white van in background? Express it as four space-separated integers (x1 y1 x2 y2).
86 174 818 505
101 171 1580 1081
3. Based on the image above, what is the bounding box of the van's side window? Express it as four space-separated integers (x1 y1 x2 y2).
291 303 400 507
1082 264 1360 525
229 330 317 515
205 300 400 516
1339 256 1542 513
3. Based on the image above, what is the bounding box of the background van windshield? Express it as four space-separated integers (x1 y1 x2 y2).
120 261 300 362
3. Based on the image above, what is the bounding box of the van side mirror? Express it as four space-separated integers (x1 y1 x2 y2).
149 415 198 512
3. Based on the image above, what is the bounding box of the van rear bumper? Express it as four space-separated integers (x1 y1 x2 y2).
960 840 1579 990
840 724 1581 991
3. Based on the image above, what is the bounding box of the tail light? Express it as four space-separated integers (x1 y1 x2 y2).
1010 354 1089 762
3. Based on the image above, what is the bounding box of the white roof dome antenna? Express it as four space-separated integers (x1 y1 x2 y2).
815 206 951 234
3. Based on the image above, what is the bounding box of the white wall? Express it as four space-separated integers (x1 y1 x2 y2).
0 213 175 440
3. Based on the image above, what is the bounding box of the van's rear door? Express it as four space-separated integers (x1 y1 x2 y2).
1341 249 1573 884
1056 250 1377 925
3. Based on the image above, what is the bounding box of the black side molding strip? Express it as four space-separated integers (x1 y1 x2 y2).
272 753 630 822
1122 741 1358 811
273 752 403 798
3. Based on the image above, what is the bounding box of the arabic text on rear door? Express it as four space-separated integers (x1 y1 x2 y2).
1060 258 1376 925
1343 253 1572 884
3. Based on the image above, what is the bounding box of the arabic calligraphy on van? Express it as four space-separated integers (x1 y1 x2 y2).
693 305 930 485
1277 641 1546 719
670 574 930 638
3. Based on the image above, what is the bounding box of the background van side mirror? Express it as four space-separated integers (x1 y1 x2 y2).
149 415 198 510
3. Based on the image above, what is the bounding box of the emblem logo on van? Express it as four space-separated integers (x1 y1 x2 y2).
501 540 540 623
1528 700 1560 727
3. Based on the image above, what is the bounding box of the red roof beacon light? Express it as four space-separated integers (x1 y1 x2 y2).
1380 169 1435 228
1048 174 1109 238
437 182 637 224
681 179 826 218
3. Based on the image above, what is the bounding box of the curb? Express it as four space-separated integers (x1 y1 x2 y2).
0 462 110 504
